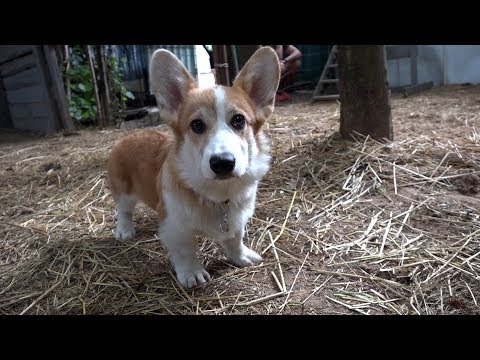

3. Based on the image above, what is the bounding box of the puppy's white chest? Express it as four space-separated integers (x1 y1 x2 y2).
162 191 246 237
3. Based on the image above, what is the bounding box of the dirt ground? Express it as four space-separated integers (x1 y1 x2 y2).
1 85 479 315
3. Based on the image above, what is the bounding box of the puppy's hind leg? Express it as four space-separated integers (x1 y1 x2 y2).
114 194 137 240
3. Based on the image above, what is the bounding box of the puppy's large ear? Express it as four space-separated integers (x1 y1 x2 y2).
149 49 197 122
233 46 280 120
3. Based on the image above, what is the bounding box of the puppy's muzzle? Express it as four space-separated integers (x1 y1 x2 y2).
210 152 236 178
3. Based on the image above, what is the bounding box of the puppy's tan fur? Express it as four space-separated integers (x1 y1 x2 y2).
108 130 171 216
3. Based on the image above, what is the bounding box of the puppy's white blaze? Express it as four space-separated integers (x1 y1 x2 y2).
214 86 227 130
201 86 248 179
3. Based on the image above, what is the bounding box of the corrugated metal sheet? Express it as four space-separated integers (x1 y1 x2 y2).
115 45 197 89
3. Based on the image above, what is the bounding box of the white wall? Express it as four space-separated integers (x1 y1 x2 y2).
387 45 480 86
195 45 215 88
445 45 480 84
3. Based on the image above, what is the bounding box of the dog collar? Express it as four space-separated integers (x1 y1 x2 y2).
217 199 230 233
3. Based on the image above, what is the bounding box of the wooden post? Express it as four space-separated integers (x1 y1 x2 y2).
230 45 239 77
84 45 103 127
96 45 112 126
63 45 71 104
212 45 230 86
337 45 393 141
236 45 261 69
226 45 239 82
33 46 63 132
0 76 13 128
36 45 75 132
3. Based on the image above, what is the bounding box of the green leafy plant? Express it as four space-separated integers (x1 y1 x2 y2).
68 46 97 123
65 45 134 125
107 53 134 121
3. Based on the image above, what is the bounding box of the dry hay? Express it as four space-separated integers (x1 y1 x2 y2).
1 84 480 315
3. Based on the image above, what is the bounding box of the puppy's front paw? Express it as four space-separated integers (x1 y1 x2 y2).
176 266 211 289
228 246 263 267
115 223 136 240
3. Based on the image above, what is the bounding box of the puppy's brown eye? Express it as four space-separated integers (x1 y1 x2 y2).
231 114 245 130
190 119 206 134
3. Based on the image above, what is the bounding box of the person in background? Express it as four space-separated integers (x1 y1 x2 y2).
269 45 303 102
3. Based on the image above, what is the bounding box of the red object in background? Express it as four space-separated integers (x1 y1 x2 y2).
275 91 291 102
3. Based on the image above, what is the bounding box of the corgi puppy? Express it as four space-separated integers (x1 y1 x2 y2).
107 47 280 288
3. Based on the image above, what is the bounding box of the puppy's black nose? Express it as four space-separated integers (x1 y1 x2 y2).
210 152 236 176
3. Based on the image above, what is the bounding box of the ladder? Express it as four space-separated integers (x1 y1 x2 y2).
312 45 434 101
312 45 339 101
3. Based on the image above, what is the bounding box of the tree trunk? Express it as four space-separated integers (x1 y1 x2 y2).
337 45 393 141
96 45 112 127
84 45 103 127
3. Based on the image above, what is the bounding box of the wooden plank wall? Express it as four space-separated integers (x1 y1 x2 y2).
0 45 74 133
0 45 55 133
